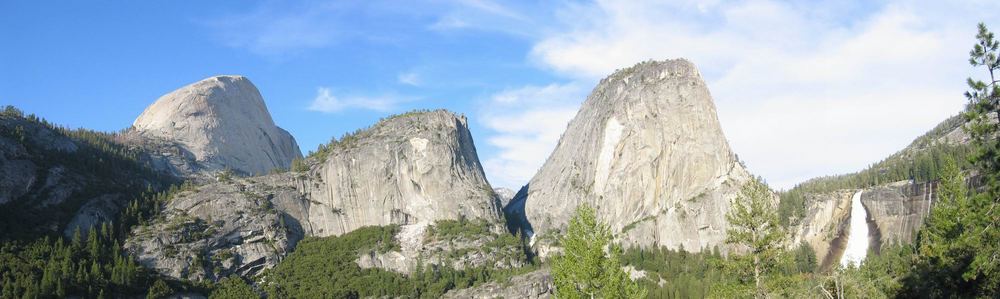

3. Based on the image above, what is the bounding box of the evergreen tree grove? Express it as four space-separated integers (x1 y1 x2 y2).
210 276 257 299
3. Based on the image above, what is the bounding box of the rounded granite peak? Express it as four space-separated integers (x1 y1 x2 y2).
134 75 272 130
132 75 302 176
513 59 751 253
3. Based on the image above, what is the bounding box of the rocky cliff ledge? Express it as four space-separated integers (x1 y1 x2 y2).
442 268 554 299
508 59 754 252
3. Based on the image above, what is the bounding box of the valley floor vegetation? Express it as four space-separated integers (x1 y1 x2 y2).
261 223 536 299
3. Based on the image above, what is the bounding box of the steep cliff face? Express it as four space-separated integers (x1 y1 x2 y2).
862 180 935 248
128 75 302 178
788 190 853 269
296 110 502 236
126 110 505 281
509 59 753 251
790 180 934 266
494 187 516 208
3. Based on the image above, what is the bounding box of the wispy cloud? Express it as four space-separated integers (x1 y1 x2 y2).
397 72 421 86
427 0 539 37
479 83 585 188
308 87 404 113
202 0 539 57
202 2 348 57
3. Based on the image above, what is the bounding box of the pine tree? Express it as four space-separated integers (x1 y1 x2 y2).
601 245 646 299
551 204 646 299
40 257 57 296
88 226 101 259
146 279 171 299
910 157 975 296
89 260 102 284
721 178 785 299
75 261 88 285
1 275 14 299
55 279 65 298
964 23 1000 294
209 276 258 299
101 222 112 241
290 157 309 172
71 227 83 251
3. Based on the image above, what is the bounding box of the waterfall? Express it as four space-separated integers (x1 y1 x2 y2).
840 190 869 267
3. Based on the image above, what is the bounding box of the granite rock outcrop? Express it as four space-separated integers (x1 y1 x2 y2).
125 110 506 281
129 75 302 178
508 59 754 251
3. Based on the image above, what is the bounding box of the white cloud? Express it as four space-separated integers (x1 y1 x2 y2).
480 83 586 188
308 87 402 113
397 72 421 86
520 0 997 189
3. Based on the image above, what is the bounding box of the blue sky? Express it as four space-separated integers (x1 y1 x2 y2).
2 1 999 189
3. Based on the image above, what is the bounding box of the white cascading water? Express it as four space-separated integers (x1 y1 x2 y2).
840 190 869 267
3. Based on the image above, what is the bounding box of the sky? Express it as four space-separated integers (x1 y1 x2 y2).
2 0 999 190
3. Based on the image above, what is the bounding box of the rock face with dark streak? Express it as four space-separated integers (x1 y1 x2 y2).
788 190 853 270
508 59 754 252
862 180 935 248
130 75 302 178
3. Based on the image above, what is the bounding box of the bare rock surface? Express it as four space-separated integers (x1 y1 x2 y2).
442 268 554 299
0 138 38 206
788 190 853 269
130 75 302 177
509 59 753 251
125 175 305 281
296 110 502 237
356 221 524 274
63 194 124 237
494 187 516 208
862 180 935 248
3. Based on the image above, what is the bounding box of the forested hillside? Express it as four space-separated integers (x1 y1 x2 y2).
0 106 189 298
0 106 176 239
